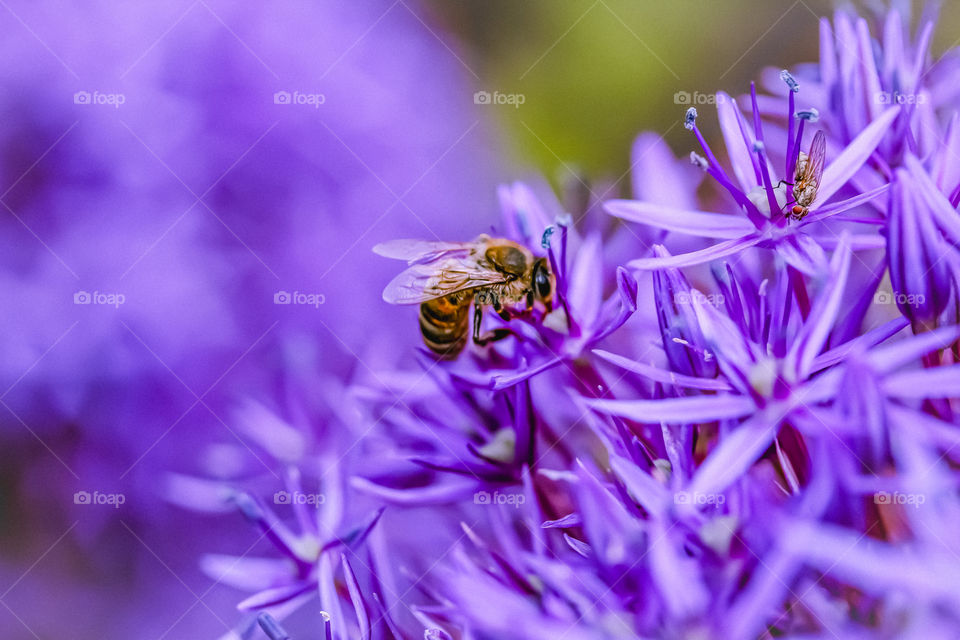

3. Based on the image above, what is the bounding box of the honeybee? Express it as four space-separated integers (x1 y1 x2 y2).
788 130 826 221
374 235 556 359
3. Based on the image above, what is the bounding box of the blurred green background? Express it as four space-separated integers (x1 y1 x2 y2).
425 0 960 193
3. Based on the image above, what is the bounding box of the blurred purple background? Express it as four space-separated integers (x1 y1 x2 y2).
0 1 501 637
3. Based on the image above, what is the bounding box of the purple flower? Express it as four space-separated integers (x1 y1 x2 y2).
887 155 960 329
759 6 960 333
7 2 960 640
757 7 940 167
606 79 896 275
650 255 718 379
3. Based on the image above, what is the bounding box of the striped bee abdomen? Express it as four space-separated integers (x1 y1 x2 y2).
419 293 470 359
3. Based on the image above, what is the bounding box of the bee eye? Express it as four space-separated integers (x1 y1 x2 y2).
533 260 552 300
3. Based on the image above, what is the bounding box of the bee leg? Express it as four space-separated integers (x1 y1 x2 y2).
492 297 510 322
473 305 484 343
475 328 513 346
474 303 512 346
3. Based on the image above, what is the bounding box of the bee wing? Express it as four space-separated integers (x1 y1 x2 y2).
373 239 479 265
803 130 827 189
382 258 509 305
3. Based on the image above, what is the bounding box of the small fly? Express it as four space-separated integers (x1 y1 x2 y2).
787 130 826 221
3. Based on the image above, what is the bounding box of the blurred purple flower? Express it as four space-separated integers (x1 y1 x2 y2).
0 1 499 638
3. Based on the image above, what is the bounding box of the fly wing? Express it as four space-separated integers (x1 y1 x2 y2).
803 130 827 191
373 239 479 264
382 257 508 305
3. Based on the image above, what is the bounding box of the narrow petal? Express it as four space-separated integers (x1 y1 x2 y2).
605 200 756 239
320 507 384 554
906 153 960 242
776 233 829 276
648 519 710 617
867 325 960 374
235 400 307 463
202 555 296 593
238 581 314 611
567 232 604 326
882 365 960 398
588 394 755 424
803 183 890 223
341 555 371 640
811 317 909 372
593 349 733 391
629 235 762 270
688 410 781 496
716 93 762 194
786 235 851 379
563 533 592 558
542 513 582 529
610 454 671 518
887 403 960 449
163 473 236 513
817 106 900 204
351 476 478 506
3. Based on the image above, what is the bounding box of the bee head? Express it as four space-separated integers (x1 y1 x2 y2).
531 258 554 309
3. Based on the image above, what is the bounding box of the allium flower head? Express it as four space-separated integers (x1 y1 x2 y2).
55 3 960 640
606 77 896 275
760 5 960 332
